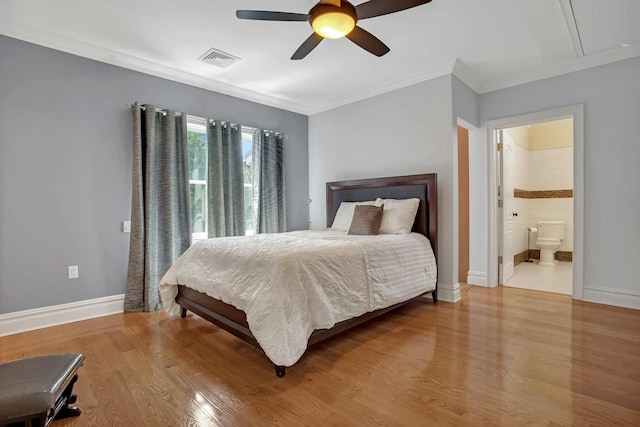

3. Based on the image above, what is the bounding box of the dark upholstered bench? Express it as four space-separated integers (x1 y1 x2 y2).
0 353 84 427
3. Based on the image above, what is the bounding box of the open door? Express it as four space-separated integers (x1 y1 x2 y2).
498 130 515 284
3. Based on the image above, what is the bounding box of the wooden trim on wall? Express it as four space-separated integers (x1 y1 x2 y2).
514 188 573 199
514 249 573 265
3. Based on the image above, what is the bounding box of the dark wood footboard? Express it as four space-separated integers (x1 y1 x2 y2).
176 286 258 348
177 285 437 377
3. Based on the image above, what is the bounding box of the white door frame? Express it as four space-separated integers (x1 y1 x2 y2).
486 104 584 299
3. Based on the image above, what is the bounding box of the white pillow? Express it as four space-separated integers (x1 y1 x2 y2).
330 201 376 231
375 198 420 234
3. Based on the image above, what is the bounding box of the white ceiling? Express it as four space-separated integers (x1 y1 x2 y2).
1 0 639 114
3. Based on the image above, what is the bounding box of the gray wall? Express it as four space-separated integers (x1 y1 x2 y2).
452 76 479 128
309 57 640 308
0 35 309 314
452 76 486 285
479 56 640 305
309 76 456 289
3 32 638 314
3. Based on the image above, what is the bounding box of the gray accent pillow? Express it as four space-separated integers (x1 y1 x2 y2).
348 204 384 235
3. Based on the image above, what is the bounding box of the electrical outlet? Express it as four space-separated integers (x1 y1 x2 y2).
68 265 79 279
123 221 131 233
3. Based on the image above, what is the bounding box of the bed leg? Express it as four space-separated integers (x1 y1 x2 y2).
180 307 187 318
275 365 286 377
432 290 438 304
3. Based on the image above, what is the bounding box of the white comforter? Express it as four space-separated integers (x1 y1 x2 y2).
159 230 437 367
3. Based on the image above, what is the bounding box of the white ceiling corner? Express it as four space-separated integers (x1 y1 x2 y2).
1 0 639 115
452 59 482 94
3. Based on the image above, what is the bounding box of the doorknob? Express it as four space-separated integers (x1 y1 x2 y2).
512 212 518 217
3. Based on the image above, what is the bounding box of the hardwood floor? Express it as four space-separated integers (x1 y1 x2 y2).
2 286 639 426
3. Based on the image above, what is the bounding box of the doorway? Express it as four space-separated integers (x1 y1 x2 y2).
499 120 574 294
486 105 584 299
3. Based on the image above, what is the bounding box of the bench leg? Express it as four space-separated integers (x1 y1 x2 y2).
53 373 82 421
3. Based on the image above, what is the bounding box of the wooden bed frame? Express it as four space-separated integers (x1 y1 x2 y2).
175 173 438 377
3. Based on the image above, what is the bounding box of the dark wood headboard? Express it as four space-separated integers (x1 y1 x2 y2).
326 173 438 260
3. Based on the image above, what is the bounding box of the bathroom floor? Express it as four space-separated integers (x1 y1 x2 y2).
504 260 573 295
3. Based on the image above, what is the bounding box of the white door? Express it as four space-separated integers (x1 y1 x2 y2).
498 130 515 284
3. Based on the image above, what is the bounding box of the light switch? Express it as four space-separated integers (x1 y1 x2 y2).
123 221 131 233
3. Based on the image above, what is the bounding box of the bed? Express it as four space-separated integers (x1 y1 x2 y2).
159 173 438 377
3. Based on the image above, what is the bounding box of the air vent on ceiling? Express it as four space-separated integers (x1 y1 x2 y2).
198 47 241 68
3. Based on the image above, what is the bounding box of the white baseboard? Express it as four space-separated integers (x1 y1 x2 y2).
582 287 640 310
0 294 125 337
467 271 488 287
438 283 462 303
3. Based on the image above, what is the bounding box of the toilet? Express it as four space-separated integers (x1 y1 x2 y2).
536 221 565 266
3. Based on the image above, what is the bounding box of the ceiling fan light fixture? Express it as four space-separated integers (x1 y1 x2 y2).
312 12 356 39
236 0 432 59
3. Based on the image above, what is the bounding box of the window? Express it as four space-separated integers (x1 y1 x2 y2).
187 118 255 242
242 130 254 235
187 119 207 242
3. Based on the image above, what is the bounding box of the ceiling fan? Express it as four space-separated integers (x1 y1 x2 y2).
236 0 432 60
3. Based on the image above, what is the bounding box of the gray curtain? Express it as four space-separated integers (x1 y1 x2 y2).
207 120 245 237
125 103 191 312
253 130 286 233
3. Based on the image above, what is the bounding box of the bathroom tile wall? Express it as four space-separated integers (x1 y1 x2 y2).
511 145 574 255
513 142 530 189
529 147 573 191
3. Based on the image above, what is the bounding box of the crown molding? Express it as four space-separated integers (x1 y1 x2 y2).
0 18 310 115
451 59 483 93
306 59 458 115
3 17 639 115
0 18 463 116
479 44 640 94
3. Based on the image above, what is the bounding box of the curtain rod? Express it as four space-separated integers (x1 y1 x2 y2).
127 103 287 139
188 116 285 137
126 103 181 116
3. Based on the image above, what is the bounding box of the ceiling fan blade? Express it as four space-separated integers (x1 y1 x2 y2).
355 0 431 20
236 10 309 22
291 33 324 60
346 26 390 57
